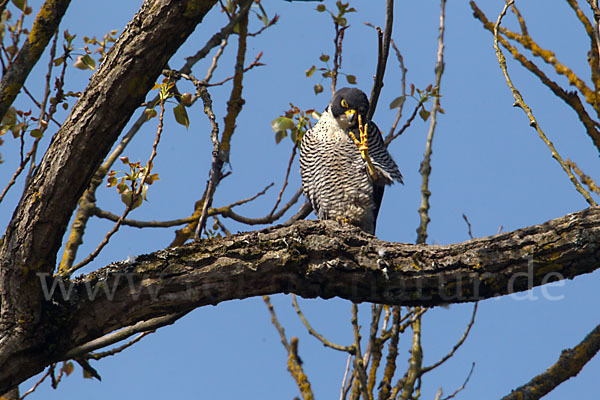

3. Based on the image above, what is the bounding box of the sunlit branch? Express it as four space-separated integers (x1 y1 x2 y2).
492 0 597 207
367 0 393 120
291 294 353 352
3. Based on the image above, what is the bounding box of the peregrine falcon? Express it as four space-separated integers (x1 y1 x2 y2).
299 87 403 235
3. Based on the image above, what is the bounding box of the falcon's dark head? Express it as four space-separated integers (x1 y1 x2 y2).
330 87 369 129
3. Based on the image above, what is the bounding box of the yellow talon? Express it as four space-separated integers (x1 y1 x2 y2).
336 216 351 225
347 115 378 181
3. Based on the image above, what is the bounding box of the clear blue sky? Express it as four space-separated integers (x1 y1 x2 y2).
3 0 599 399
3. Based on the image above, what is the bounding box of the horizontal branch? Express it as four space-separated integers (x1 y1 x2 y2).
2 207 599 393
64 207 600 347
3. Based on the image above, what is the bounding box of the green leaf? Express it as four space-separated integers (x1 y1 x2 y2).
314 83 324 94
389 96 404 109
30 129 42 138
345 74 356 84
74 55 95 70
419 108 430 121
275 130 287 144
11 0 25 11
81 54 96 70
305 65 316 78
319 54 330 62
316 4 326 12
271 117 295 132
173 103 190 129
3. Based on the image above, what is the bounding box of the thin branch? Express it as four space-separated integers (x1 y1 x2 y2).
492 0 597 207
64 98 167 275
566 158 600 197
420 302 478 374
20 366 52 399
291 294 353 352
195 1 251 239
269 143 297 217
416 0 446 245
204 52 265 87
263 295 314 400
195 85 223 239
397 309 423 400
367 0 393 120
462 213 474 239
92 182 274 228
61 0 253 269
331 24 349 95
471 2 600 154
87 331 153 360
384 99 424 147
349 304 370 400
441 362 475 400
64 312 188 359
384 39 409 146
376 306 401 400
0 32 60 205
340 354 353 400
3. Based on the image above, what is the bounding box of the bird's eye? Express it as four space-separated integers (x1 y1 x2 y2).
341 99 348 108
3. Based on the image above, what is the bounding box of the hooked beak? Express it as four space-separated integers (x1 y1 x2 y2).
345 109 357 125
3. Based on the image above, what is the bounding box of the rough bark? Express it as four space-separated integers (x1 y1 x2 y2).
0 0 217 393
1 207 599 392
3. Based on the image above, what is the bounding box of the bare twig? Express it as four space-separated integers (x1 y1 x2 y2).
377 306 401 400
416 0 446 245
64 312 189 359
340 354 353 400
0 32 60 205
205 52 265 87
63 98 168 276
462 213 474 239
566 158 600 197
441 362 475 400
349 304 370 400
269 143 297 216
195 85 223 239
471 2 600 155
263 296 315 400
492 0 597 207
397 309 423 400
20 366 52 399
195 1 251 239
384 99 424 147
93 182 274 228
87 332 153 360
420 302 478 374
331 24 349 95
367 0 393 120
291 294 353 352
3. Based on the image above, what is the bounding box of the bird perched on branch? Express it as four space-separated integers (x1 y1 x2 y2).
299 87 403 235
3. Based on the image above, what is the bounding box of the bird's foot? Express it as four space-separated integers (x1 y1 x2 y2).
336 216 351 226
348 115 378 181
